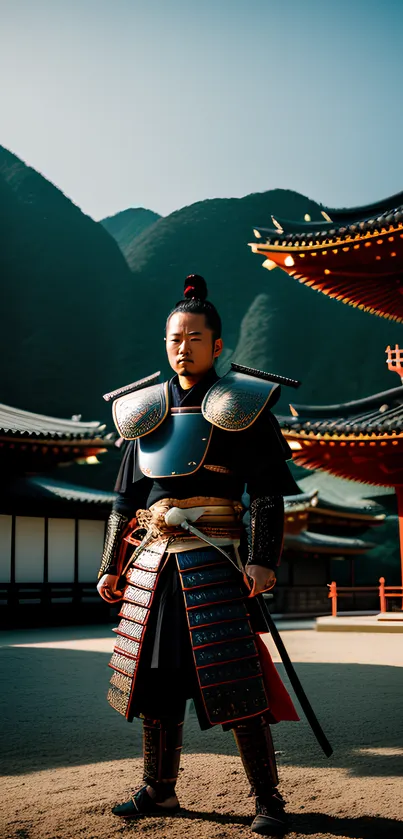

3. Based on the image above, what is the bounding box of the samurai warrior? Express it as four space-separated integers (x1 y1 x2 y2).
97 275 301 834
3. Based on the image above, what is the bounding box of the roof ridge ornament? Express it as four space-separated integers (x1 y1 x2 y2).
271 215 284 233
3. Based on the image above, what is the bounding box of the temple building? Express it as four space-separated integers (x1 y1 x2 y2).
0 402 115 626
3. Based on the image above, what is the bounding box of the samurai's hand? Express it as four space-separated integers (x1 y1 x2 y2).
246 565 276 597
97 573 124 603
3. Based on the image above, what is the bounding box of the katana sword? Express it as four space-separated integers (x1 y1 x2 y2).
166 508 333 758
253 593 333 758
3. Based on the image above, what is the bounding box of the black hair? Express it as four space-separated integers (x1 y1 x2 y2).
166 275 222 340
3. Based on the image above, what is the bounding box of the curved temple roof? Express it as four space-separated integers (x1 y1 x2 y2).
286 385 403 435
0 402 113 467
1 476 116 508
278 384 403 486
250 191 403 322
283 530 374 555
0 403 108 439
323 191 403 225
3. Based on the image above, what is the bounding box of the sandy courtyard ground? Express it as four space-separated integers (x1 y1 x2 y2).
1 622 403 839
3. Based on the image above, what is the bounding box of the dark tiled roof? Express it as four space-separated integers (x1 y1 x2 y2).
324 191 403 224
284 530 374 554
252 191 403 244
4 476 116 506
297 470 392 504
297 475 385 519
279 385 403 437
283 477 385 521
0 403 108 440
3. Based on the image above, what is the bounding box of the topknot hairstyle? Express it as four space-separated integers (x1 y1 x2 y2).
166 275 222 340
183 274 208 301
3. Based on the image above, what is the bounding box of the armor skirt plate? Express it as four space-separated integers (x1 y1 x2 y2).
107 544 298 728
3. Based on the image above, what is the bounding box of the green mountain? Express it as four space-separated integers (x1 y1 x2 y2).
0 146 139 421
100 207 161 256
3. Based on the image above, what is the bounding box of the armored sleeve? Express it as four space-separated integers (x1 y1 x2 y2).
246 494 284 571
97 510 132 580
243 403 297 571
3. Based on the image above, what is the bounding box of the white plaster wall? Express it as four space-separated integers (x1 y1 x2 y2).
15 517 45 583
78 519 105 582
0 515 12 583
48 518 75 583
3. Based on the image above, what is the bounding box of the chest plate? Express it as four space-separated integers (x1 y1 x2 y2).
138 410 213 478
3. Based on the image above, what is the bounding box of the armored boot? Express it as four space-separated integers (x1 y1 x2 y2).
112 713 184 818
233 715 286 835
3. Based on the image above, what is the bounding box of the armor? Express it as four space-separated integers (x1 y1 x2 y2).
201 368 279 430
98 510 129 580
247 495 285 571
112 368 279 439
138 410 213 478
233 714 279 792
101 364 299 818
143 713 185 800
113 381 169 440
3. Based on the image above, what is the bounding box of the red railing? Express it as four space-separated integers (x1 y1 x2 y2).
327 578 403 617
378 577 403 613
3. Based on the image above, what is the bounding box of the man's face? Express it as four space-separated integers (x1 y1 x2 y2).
166 312 223 380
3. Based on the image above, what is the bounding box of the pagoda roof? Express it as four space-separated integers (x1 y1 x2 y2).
283 530 374 554
325 191 403 224
287 385 403 420
23 476 116 505
280 414 403 488
282 475 385 530
281 384 403 437
297 473 385 521
250 191 403 322
254 190 403 236
0 403 108 439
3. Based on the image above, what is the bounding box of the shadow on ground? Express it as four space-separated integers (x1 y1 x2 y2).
173 809 403 839
1 644 402 778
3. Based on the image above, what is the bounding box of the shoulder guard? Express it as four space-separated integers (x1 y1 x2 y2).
112 381 169 440
202 368 280 431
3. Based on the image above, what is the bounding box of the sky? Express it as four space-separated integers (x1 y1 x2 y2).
1 0 403 220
